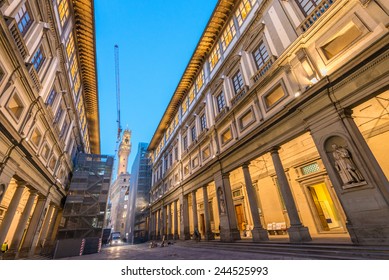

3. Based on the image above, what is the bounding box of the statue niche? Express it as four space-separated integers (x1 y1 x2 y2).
331 144 365 188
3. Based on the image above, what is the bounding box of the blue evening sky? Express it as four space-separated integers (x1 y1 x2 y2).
95 0 218 173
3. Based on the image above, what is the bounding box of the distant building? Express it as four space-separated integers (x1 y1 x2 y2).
148 0 389 245
127 143 152 244
0 0 100 259
108 129 131 240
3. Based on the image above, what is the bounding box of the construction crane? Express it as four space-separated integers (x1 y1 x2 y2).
114 44 122 142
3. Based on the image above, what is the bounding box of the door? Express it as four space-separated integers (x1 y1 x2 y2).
308 183 341 231
234 204 245 230
200 214 205 235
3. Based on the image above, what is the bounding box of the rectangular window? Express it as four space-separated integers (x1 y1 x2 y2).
221 128 232 144
221 19 236 51
202 146 211 160
169 153 173 166
264 84 286 108
301 162 320 175
296 0 328 16
321 21 362 60
239 109 255 130
45 89 57 106
216 92 226 113
200 113 207 131
66 32 75 61
183 135 188 150
191 126 196 142
252 41 270 70
70 59 78 80
57 0 70 27
31 46 45 72
192 157 199 168
184 164 189 175
174 146 178 161
235 0 255 27
188 87 195 104
195 69 204 92
60 120 69 138
182 97 188 114
209 43 221 72
232 70 244 94
15 3 32 35
54 106 64 124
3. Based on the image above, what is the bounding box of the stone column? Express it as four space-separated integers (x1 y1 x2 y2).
17 196 47 258
173 200 179 239
270 147 311 242
0 181 26 245
191 190 198 233
167 203 172 239
157 209 161 239
202 185 215 240
160 205 166 239
242 163 269 241
214 171 240 242
148 211 153 240
37 203 55 249
9 189 38 254
29 196 51 257
179 194 190 240
0 164 16 205
44 206 59 246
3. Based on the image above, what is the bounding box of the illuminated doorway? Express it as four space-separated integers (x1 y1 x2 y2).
234 204 245 231
307 183 342 231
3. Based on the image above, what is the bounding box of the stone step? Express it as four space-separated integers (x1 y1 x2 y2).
176 240 389 260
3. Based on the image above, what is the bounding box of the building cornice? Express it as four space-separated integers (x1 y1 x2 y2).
73 0 100 154
148 0 236 151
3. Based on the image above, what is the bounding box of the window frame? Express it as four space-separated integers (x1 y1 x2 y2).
15 3 33 35
31 45 46 72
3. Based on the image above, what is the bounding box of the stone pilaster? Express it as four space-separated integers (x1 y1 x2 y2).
173 200 179 239
202 185 215 240
214 171 240 242
179 194 190 240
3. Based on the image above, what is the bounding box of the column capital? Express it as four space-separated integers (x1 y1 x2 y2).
242 162 251 169
221 172 230 179
15 180 27 187
268 146 281 154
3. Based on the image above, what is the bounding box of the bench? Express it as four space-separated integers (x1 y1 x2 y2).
267 222 287 235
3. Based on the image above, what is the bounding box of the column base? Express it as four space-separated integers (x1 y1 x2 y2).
204 231 215 241
220 228 241 242
251 227 269 242
287 226 312 243
173 233 179 240
180 232 191 240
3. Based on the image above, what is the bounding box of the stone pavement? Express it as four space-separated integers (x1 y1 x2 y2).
59 240 310 260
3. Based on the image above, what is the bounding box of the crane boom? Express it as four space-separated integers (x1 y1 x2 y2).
114 44 122 141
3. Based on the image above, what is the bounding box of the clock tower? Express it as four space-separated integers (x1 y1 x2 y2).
117 129 131 176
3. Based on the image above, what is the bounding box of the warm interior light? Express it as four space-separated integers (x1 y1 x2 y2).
294 91 301 97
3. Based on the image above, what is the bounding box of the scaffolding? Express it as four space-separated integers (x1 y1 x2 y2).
55 154 113 257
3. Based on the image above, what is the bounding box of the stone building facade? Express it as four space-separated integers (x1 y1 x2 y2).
0 0 99 258
148 0 389 245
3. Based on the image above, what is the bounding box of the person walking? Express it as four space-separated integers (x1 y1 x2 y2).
1 241 8 259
